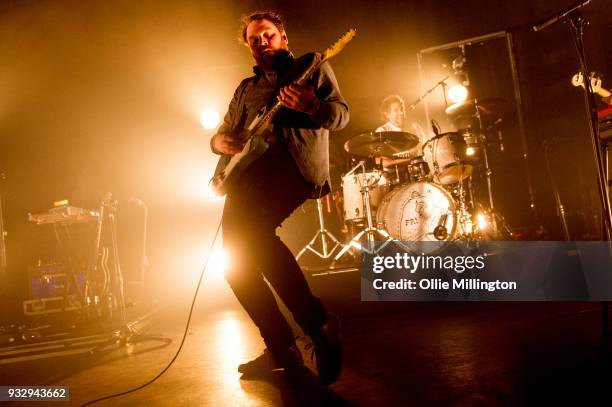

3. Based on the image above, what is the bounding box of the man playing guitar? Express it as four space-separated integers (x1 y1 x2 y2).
210 11 349 384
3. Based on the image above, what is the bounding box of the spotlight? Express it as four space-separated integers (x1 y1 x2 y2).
209 248 229 277
476 213 488 231
448 84 468 104
466 146 476 156
200 109 220 129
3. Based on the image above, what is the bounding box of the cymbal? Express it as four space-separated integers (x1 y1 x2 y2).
445 97 507 118
344 131 420 157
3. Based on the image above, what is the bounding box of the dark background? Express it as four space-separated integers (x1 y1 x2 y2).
0 0 610 322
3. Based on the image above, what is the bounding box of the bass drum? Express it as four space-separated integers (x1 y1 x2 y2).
377 181 458 242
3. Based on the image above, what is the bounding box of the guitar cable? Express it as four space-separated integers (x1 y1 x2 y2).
82 219 223 406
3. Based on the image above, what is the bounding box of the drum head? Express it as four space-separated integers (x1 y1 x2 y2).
377 181 457 242
423 133 473 185
342 170 389 222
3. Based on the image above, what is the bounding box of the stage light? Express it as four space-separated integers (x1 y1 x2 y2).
466 146 476 156
448 84 468 104
477 213 488 231
209 248 229 277
200 109 220 129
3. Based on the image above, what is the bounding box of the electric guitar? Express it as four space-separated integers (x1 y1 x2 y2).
209 29 357 197
84 193 113 316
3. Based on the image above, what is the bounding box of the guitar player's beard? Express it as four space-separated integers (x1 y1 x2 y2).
255 49 290 71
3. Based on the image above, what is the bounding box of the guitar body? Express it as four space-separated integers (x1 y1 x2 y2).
211 134 269 196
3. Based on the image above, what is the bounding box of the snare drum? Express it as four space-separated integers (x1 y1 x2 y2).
342 171 389 222
406 156 431 182
384 164 410 186
423 132 472 185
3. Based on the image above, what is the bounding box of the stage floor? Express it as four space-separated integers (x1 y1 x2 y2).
2 270 611 406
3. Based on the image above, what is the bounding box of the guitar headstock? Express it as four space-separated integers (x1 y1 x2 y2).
571 71 602 93
322 29 357 61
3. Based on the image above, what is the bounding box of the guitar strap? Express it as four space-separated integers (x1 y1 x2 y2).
232 78 254 135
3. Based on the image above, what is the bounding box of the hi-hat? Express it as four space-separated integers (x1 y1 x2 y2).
344 131 420 157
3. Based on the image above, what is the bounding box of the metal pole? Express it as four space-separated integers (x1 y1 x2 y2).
0 195 6 282
505 32 540 223
141 203 148 298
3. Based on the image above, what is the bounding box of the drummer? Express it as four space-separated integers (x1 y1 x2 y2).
374 95 426 169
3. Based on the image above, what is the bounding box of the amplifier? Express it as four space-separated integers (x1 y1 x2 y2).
27 263 83 299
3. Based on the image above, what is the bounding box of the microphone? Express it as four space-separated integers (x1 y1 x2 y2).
433 213 448 241
431 120 440 137
532 0 591 32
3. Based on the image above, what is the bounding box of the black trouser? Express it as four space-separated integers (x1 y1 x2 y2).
222 148 328 358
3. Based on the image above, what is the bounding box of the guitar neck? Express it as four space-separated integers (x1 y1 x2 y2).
247 28 356 138
252 53 326 137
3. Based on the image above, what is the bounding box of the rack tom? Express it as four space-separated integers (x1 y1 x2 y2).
423 132 473 185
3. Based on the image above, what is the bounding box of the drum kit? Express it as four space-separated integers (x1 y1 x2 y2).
330 98 511 260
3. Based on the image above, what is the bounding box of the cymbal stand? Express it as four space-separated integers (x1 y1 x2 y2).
455 178 473 238
335 161 394 260
296 197 342 262
474 100 499 236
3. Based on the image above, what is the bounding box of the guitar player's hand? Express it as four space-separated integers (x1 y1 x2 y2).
212 133 243 155
278 84 321 115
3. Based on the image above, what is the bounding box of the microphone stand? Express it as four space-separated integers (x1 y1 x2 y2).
407 76 449 111
533 1 612 355
568 14 611 240
533 2 611 239
567 10 612 359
